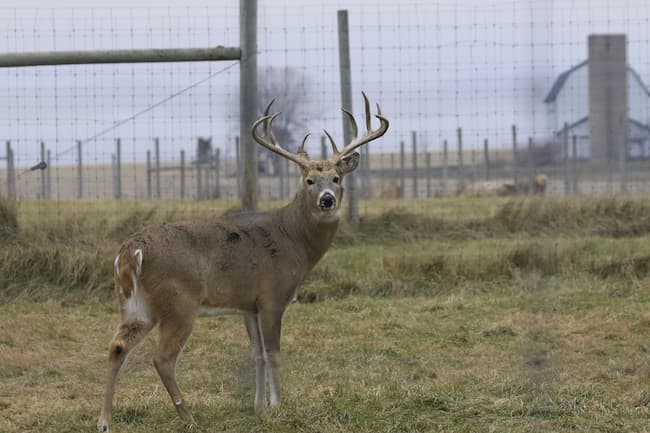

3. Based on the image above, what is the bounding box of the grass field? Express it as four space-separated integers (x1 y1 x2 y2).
2 196 650 432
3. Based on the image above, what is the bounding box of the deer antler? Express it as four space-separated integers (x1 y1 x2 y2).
252 99 310 168
323 92 390 162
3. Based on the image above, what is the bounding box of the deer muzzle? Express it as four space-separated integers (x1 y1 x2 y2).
318 191 336 210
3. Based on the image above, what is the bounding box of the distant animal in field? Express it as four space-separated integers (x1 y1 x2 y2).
498 174 548 196
379 181 402 199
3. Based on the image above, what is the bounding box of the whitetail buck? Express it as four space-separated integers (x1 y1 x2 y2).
97 93 388 432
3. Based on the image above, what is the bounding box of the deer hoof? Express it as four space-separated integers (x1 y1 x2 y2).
97 419 109 433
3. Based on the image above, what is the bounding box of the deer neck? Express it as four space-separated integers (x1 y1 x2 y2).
279 188 339 270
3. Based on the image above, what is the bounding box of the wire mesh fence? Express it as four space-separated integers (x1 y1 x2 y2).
1 1 650 220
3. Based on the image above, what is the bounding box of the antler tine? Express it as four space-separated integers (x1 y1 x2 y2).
323 129 340 155
298 133 311 157
263 98 276 116
334 93 390 161
341 108 358 140
251 107 309 168
362 91 371 133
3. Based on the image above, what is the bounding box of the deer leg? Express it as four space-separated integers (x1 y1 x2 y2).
98 320 154 433
244 313 266 414
153 315 195 426
258 309 284 408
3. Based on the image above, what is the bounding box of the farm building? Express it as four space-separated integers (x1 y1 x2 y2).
545 39 650 159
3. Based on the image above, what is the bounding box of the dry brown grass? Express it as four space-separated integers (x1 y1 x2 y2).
2 288 650 432
2 196 650 431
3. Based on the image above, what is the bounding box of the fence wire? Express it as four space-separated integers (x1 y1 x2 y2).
1 1 650 220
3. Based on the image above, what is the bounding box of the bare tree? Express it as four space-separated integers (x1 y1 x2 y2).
257 67 315 175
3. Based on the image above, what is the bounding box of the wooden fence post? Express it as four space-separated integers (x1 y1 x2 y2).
442 139 448 195
40 141 46 200
154 138 161 199
528 137 535 193
512 125 518 185
457 128 464 188
483 138 490 180
411 131 418 198
76 140 83 200
146 150 152 199
180 149 186 199
114 138 122 199
399 140 405 197
214 148 221 198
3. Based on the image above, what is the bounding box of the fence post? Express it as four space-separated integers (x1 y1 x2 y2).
528 137 535 194
620 127 627 193
512 124 518 185
399 140 405 197
214 148 221 199
471 148 477 184
426 149 432 198
483 138 490 180
146 150 152 199
442 139 448 195
154 138 161 199
338 9 358 223
571 135 578 194
40 141 46 200
5 141 15 199
115 138 122 199
562 123 571 195
362 144 370 199
457 127 464 189
240 0 258 211
320 134 327 160
411 131 418 198
180 149 185 199
46 149 51 200
76 140 83 200
235 136 242 199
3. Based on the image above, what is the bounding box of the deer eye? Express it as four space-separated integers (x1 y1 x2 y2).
306 178 314 185
333 177 340 184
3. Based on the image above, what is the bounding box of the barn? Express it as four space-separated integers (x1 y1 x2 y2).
544 59 650 159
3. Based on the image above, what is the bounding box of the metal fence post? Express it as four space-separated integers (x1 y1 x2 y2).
5 141 14 199
214 148 221 199
154 138 161 199
115 138 121 199
76 140 83 200
528 137 535 193
240 0 258 211
399 140 405 197
235 136 242 200
442 139 448 195
146 150 152 199
362 144 370 199
180 149 185 199
40 141 46 200
571 135 578 194
411 131 418 198
426 149 432 198
337 9 358 223
483 138 490 180
320 134 327 160
512 124 518 185
457 127 464 189
46 149 51 200
562 123 571 195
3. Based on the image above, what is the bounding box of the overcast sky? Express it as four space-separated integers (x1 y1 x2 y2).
1 0 649 166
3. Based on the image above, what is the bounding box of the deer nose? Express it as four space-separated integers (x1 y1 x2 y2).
319 192 336 209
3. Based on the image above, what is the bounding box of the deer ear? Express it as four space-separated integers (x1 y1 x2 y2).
337 152 360 175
